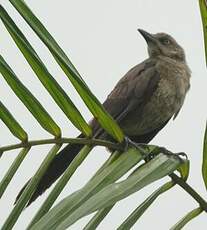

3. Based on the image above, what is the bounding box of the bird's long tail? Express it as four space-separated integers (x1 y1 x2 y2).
15 136 84 206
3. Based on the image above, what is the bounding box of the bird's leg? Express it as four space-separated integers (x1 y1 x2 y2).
122 137 188 162
123 136 149 157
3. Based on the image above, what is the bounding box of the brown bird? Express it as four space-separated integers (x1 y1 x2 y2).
15 29 191 206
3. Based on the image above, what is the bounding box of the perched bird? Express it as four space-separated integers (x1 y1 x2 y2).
16 29 191 206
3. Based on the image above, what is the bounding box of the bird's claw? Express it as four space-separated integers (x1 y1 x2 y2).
156 147 188 161
174 152 188 160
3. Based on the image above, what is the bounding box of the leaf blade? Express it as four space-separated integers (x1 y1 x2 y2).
170 207 203 230
117 181 174 230
0 147 30 198
32 153 181 230
2 144 62 230
27 145 92 228
202 122 207 189
0 55 61 138
83 152 121 230
30 148 145 230
0 5 91 137
199 0 207 65
0 100 28 141
8 0 124 142
57 154 181 229
83 205 114 230
177 159 190 181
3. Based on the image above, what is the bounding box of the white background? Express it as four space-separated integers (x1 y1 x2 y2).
1 0 207 229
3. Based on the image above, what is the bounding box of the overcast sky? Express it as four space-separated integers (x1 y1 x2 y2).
1 0 207 229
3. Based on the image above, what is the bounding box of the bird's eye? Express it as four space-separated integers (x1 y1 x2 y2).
162 39 170 45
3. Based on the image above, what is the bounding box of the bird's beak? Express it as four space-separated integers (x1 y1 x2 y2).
138 29 157 44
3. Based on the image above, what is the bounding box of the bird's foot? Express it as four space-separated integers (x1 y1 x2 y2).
150 146 188 162
122 137 148 157
158 147 187 158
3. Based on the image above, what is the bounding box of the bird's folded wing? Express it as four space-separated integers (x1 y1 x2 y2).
91 59 161 138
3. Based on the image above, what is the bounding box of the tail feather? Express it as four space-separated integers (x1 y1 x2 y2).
15 138 84 206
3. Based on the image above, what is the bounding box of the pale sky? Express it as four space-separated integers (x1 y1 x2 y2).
1 0 207 229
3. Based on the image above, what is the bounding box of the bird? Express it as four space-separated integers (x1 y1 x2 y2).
15 29 191 206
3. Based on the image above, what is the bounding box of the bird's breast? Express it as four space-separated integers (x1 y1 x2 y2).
121 60 190 136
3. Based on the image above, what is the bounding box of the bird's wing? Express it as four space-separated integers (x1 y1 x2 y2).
15 60 161 205
14 59 165 206
91 59 161 138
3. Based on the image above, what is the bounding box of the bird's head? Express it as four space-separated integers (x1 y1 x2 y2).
138 29 185 62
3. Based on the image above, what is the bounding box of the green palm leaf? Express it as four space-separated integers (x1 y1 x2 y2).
0 147 30 198
199 0 207 65
2 144 62 230
8 0 124 142
170 207 203 230
32 153 182 230
0 100 27 141
0 6 91 137
0 55 61 137
202 122 207 189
